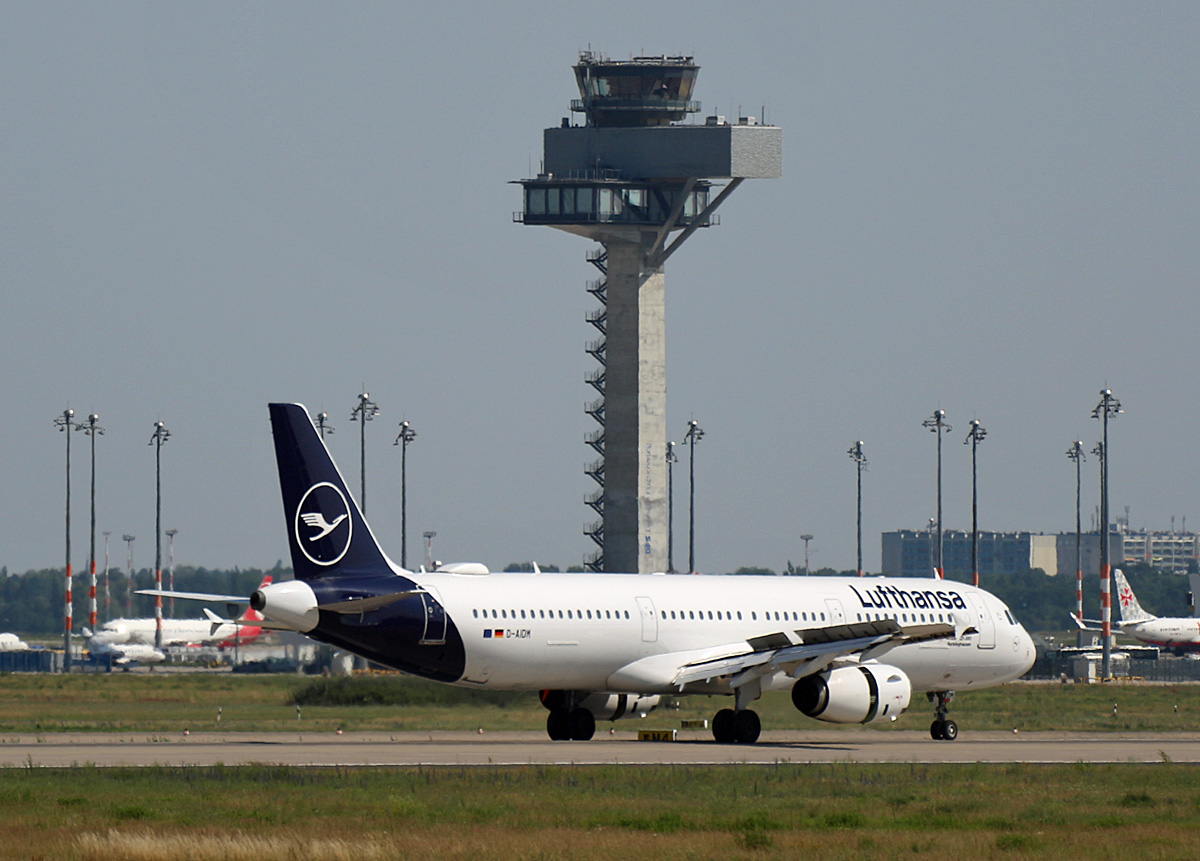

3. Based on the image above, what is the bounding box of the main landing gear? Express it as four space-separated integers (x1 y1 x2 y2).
929 690 958 741
546 707 595 741
711 708 761 744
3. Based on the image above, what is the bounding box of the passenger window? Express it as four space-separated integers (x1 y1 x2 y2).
737 611 742 620
586 610 592 619
473 609 478 618
567 610 573 619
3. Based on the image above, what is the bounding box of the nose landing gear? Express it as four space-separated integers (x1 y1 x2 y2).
929 690 957 740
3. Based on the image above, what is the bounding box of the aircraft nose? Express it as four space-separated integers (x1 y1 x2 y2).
1016 625 1036 675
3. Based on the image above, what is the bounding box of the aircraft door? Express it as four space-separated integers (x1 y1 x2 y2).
419 587 447 646
635 596 658 643
966 593 996 649
824 598 846 626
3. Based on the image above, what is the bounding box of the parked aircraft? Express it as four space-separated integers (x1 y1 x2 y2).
0 633 30 652
92 579 271 649
1071 570 1200 656
1113 570 1200 654
143 403 1035 743
80 628 165 666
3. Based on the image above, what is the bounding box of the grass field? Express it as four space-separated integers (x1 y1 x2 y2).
0 672 1198 734
2 762 1198 859
3 675 1200 858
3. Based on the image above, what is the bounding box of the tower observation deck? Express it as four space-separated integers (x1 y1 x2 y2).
516 52 781 573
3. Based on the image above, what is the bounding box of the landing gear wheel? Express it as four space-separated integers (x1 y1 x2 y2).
733 709 761 744
567 708 595 741
547 709 570 741
929 691 958 741
712 708 737 744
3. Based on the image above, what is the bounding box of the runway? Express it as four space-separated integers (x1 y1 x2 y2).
2 730 1199 767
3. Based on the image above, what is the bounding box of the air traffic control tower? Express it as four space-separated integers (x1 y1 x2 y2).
516 52 781 573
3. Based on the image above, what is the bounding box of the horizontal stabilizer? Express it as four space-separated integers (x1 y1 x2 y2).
138 588 250 605
318 590 421 615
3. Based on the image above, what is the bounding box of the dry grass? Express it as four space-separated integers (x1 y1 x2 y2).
76 830 394 861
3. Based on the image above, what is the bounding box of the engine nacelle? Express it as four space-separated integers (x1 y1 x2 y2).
791 664 911 725
539 690 661 721
249 580 318 632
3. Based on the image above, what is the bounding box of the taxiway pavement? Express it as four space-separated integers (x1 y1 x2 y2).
1 730 1198 767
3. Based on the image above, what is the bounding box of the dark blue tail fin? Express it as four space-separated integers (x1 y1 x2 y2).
269 403 394 581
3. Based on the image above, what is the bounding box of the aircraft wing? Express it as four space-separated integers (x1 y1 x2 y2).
1069 613 1105 632
670 618 961 691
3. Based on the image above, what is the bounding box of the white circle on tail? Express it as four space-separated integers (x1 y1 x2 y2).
294 482 353 566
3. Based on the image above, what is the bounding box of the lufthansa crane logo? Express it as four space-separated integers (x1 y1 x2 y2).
294 482 352 566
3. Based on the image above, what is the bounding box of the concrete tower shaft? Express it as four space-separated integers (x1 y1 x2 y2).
602 240 666 573
517 53 781 573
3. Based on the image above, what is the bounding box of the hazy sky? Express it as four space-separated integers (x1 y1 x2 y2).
4 3 1198 578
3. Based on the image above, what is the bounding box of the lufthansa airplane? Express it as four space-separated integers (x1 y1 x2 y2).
146 403 1035 743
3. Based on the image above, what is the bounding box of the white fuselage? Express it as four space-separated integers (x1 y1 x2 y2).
94 617 247 648
419 571 1035 695
1121 618 1200 650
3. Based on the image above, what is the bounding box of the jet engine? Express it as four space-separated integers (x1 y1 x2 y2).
540 690 661 721
249 580 318 632
791 664 911 724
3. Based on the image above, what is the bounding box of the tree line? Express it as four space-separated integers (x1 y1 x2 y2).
0 559 1189 637
0 563 286 636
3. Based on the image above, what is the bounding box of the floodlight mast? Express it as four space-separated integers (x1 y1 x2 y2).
393 421 417 569
1092 389 1121 679
800 534 814 576
149 421 171 650
54 408 81 671
101 531 111 623
847 441 868 577
964 420 987 588
122 534 135 616
165 528 178 618
78 413 104 632
315 411 335 439
922 410 952 579
350 393 380 514
666 441 678 573
684 419 704 573
1066 441 1086 648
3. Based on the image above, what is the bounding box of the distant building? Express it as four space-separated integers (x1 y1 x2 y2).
881 530 1058 579
883 526 1196 578
1118 528 1198 573
1052 530 1122 578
